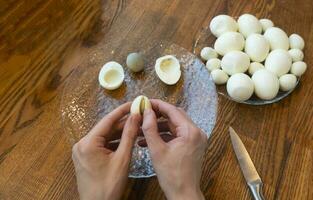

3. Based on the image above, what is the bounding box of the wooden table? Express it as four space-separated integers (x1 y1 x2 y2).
0 0 312 199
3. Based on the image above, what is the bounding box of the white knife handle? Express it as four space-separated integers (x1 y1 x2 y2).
248 180 265 200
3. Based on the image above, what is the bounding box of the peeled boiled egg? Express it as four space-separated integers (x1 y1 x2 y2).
279 74 297 91
288 49 304 62
206 58 221 71
248 62 264 75
289 34 305 50
290 61 307 76
214 32 245 56
245 34 269 62
221 51 250 75
259 19 274 32
211 69 229 85
126 52 145 72
155 55 181 85
264 27 289 50
209 15 238 37
130 95 152 115
237 14 262 38
252 69 279 100
265 49 292 77
200 47 218 61
226 73 254 102
98 61 125 90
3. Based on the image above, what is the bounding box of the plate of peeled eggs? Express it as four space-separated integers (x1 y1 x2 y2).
194 14 307 105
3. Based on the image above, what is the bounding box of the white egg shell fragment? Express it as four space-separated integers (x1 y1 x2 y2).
155 55 181 85
264 27 289 50
126 52 145 72
252 69 279 100
289 34 305 50
279 74 297 91
98 61 125 90
290 61 307 76
288 49 304 62
200 47 218 61
237 14 262 37
206 58 221 71
211 69 229 85
259 18 274 32
214 32 245 56
221 51 250 75
209 15 238 37
130 95 151 115
248 62 264 75
245 34 269 62
265 49 292 77
226 73 254 102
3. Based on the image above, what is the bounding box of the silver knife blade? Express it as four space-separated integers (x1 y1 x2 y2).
229 127 261 184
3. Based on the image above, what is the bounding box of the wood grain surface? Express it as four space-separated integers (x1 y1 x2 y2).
0 0 313 199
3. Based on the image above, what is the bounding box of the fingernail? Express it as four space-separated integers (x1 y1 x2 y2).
144 108 152 115
130 113 141 123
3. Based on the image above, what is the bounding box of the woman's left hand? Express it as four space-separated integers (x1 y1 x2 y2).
72 102 141 200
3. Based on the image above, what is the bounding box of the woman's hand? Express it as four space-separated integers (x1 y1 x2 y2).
141 99 207 200
72 102 141 200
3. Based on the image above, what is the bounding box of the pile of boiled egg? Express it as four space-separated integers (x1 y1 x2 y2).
201 14 307 102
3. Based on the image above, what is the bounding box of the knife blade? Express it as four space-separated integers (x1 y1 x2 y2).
229 127 265 200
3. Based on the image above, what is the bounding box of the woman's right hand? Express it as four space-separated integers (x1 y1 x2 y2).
141 99 207 200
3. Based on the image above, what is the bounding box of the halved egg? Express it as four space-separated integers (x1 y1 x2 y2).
155 55 181 85
98 61 125 90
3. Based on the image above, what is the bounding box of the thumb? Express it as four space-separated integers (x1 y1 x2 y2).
115 114 141 159
142 109 166 153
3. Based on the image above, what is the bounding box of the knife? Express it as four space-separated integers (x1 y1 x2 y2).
229 127 265 200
